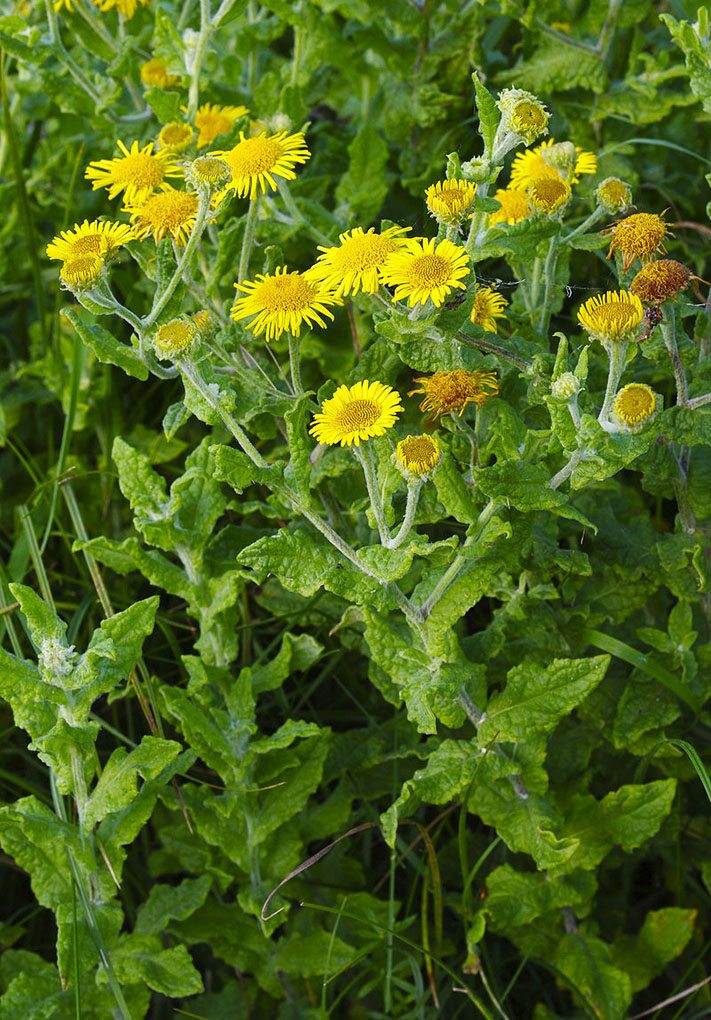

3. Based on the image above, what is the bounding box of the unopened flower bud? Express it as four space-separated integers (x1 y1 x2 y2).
551 372 581 400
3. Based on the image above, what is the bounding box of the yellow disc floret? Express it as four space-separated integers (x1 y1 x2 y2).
212 130 310 201
60 253 103 289
408 369 498 420
425 179 477 226
395 434 441 477
497 88 550 145
153 318 198 359
577 290 644 343
470 286 508 334
231 266 342 342
379 237 470 307
614 383 658 429
527 176 571 216
157 122 194 153
304 226 410 298
309 380 404 447
596 177 632 215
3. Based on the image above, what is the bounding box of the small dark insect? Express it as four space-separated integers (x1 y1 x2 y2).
638 305 663 343
445 293 466 311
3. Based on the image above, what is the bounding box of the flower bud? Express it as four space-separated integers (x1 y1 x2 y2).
550 372 581 400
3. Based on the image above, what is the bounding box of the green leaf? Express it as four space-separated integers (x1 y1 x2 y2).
662 12 711 114
211 442 285 492
110 936 203 997
135 875 212 936
334 123 389 224
478 655 610 744
474 461 567 512
554 932 632 1020
283 395 314 503
613 907 697 993
62 309 148 380
484 864 596 930
472 73 500 155
0 797 78 910
270 929 355 978
83 736 183 827
144 86 182 124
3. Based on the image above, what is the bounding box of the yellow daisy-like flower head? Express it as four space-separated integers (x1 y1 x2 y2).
408 369 498 420
140 59 180 89
613 383 659 432
157 122 194 154
211 130 310 201
92 0 149 18
231 266 342 342
153 318 198 360
304 226 411 298
309 380 404 448
496 88 550 146
193 103 249 148
596 177 632 215
470 286 508 334
425 179 477 227
630 259 693 305
605 212 669 272
577 290 644 344
46 219 133 262
510 138 597 189
395 433 441 479
527 176 572 217
379 237 470 308
127 189 200 246
60 253 103 290
85 140 182 205
489 188 531 227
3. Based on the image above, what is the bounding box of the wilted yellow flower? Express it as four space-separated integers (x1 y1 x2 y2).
489 188 531 226
630 259 693 304
85 140 182 205
193 103 249 147
605 212 669 272
395 434 441 477
47 219 133 262
305 226 410 298
309 380 403 447
231 267 341 342
577 290 644 343
380 237 470 307
212 130 310 201
527 176 571 217
408 369 498 420
157 122 194 153
127 189 200 246
470 286 508 333
425 179 477 226
153 318 198 359
140 59 180 89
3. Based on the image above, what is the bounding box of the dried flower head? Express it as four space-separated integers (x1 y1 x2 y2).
577 290 644 344
605 212 669 272
379 237 470 307
305 226 410 298
596 177 632 215
630 259 693 304
395 434 441 478
496 88 550 145
231 267 341 342
153 318 198 359
527 176 571 217
309 380 403 447
470 286 508 333
425 179 477 226
408 369 498 420
613 383 659 431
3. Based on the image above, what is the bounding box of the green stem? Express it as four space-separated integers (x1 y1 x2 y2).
180 359 267 467
278 180 332 244
290 21 303 85
212 0 242 25
420 499 499 618
385 480 422 549
288 333 302 395
550 447 583 490
661 309 688 406
597 341 627 429
355 443 391 545
238 193 261 284
596 0 623 58
453 329 533 374
538 233 559 334
562 207 603 243
465 182 489 254
185 0 212 121
144 191 212 329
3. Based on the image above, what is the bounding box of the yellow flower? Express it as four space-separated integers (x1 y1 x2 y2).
613 383 659 430
60 253 103 289
193 103 249 147
596 177 632 215
379 237 470 307
127 189 200 246
425 179 477 226
85 140 182 205
140 59 181 89
92 0 149 17
192 309 211 332
46 219 133 262
309 380 403 447
184 155 232 193
510 138 597 188
230 266 342 342
605 212 669 272
211 130 310 201
470 286 508 333
527 176 571 217
489 188 531 226
395 434 441 477
577 290 644 343
304 226 410 298
157 122 194 153
153 318 198 359
408 369 498 420
496 88 550 145
630 260 692 304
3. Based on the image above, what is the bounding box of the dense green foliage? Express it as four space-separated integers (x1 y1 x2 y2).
2 1 711 1018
